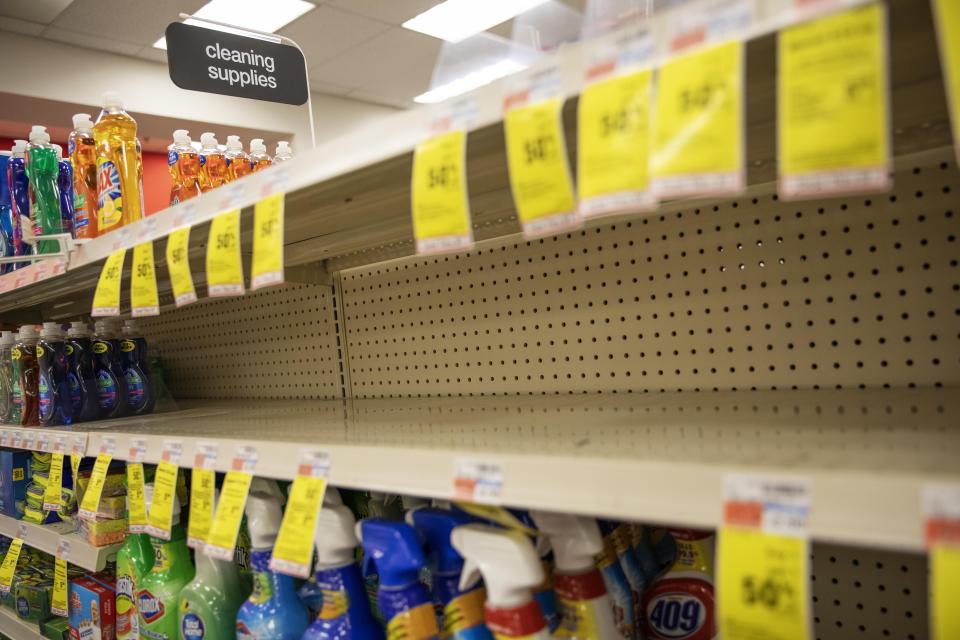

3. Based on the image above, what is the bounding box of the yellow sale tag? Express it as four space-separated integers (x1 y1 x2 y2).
651 40 744 198
42 452 64 512
933 0 960 165
126 462 148 533
51 558 68 616
454 503 538 536
578 68 655 218
932 545 960 639
504 97 578 237
91 249 126 317
206 209 244 297
0 538 23 594
78 453 112 520
251 193 285 289
166 227 197 307
131 241 160 317
411 130 473 254
779 4 890 198
270 475 328 577
187 469 216 549
205 471 252 560
146 461 178 540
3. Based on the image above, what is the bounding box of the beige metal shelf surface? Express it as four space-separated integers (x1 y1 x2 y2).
0 0 950 317
0 607 46 640
0 515 119 573
72 386 959 553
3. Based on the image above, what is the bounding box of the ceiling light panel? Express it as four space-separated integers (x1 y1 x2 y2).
154 0 315 49
403 0 550 43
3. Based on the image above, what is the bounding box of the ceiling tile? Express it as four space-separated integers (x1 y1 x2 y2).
279 5 389 67
308 80 354 97
346 89 417 109
310 26 441 88
43 26 144 55
50 0 205 46
0 16 45 35
135 45 168 64
326 0 440 26
0 0 73 25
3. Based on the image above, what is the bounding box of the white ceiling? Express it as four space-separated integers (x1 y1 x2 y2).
0 0 585 109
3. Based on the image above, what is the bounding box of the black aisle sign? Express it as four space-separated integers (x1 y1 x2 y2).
166 22 308 106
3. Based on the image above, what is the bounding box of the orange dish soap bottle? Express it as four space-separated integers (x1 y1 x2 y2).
225 136 252 182
168 130 200 205
199 132 229 192
249 138 272 172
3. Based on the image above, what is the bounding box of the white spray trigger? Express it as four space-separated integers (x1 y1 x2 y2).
459 557 482 592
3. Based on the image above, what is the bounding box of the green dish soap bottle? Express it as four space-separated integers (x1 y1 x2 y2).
179 488 247 640
137 483 195 640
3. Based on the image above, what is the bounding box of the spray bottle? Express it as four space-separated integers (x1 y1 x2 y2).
199 133 228 192
236 478 310 640
408 508 492 640
65 321 98 423
117 491 156 640
594 528 635 640
92 318 129 419
531 511 617 640
225 136 252 182
249 139 272 172
273 142 293 164
0 331 14 424
119 321 153 416
641 530 714 640
53 144 74 237
26 125 62 253
599 520 646 636
451 524 550 640
179 488 246 640
14 325 39 426
37 322 72 426
356 519 439 640
137 484 196 640
302 492 383 640
69 113 98 239
0 151 13 271
8 140 31 267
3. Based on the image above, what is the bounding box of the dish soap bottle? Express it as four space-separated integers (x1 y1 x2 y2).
26 125 62 253
69 113 98 239
248 139 272 172
94 91 144 232
37 322 72 426
236 478 310 640
14 324 40 426
92 319 129 419
119 321 153 416
0 331 15 424
65 322 98 423
225 136 252 182
198 133 228 192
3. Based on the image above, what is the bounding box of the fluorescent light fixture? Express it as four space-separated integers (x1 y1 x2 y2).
403 0 550 43
414 58 527 103
154 0 315 49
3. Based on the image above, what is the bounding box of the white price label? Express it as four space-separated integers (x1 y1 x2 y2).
11 431 22 448
53 435 67 455
22 430 35 451
231 445 259 473
723 473 812 536
193 442 219 470
36 433 51 452
128 437 148 463
70 435 86 458
99 437 116 456
55 539 71 561
161 440 183 465
453 459 504 504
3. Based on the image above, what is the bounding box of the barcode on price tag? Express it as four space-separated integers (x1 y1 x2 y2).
128 437 147 463
453 459 503 504
194 442 219 470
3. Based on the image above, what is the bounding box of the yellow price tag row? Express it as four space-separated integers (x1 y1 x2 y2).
0 538 24 594
78 452 113 520
166 226 197 307
204 471 253 560
411 130 474 255
187 469 216 549
42 452 64 512
270 451 331 578
251 192 285 289
91 249 126 317
206 209 244 297
127 462 148 533
130 241 160 317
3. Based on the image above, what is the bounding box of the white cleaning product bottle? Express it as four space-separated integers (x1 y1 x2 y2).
452 524 552 640
531 511 617 640
273 141 293 164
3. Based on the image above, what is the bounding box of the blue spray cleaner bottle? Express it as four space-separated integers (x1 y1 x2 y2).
92 318 129 419
7 141 31 269
236 478 310 640
53 145 74 238
37 322 73 426
0 152 13 273
407 508 492 640
302 489 383 640
65 322 99 423
356 519 439 640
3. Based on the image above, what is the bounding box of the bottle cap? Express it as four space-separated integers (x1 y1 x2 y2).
249 138 266 155
408 507 473 574
18 325 39 339
200 132 218 149
28 126 50 145
530 510 603 574
314 504 360 570
41 322 63 339
68 321 89 338
101 91 123 110
72 113 94 131
53 144 63 160
275 141 291 156
172 129 191 145
11 140 27 155
245 478 284 549
451 524 544 609
356 519 427 588
0 331 13 347
324 486 343 507
226 135 243 151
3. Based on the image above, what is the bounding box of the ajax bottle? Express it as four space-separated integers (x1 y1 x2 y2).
53 145 74 237
138 485 196 640
641 530 715 640
356 519 439 640
199 133 228 192
26 125 62 253
451 524 551 640
66 321 99 423
0 331 15 423
236 478 310 640
8 140 31 267
37 322 73 426
94 91 144 233
92 319 129 419
407 507 492 640
69 113 99 239
225 136 252 182
249 139 272 172
273 142 293 164
13 325 40 426
120 321 153 416
118 490 156 640
168 130 200 205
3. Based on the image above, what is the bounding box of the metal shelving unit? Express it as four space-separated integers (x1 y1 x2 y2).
0 607 46 640
0 515 119 573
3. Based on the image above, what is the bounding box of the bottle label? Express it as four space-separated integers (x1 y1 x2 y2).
67 372 82 410
643 578 715 640
38 372 52 420
68 139 76 156
385 603 438 640
64 344 74 356
92 341 108 354
121 340 136 353
36 345 45 358
181 613 205 640
97 159 123 229
126 369 145 409
443 587 487 637
153 542 173 571
11 348 20 361
318 589 349 620
96 369 117 409
137 588 166 625
199 155 206 166
554 572 610 639
249 571 274 604
167 150 178 166
116 571 135 638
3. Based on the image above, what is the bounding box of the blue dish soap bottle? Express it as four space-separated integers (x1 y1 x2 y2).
236 478 310 640
357 519 439 640
92 318 129 419
65 322 98 423
120 321 153 416
302 488 383 640
37 322 72 426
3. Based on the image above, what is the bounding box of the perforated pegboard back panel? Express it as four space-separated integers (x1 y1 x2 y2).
137 283 341 399
340 147 959 397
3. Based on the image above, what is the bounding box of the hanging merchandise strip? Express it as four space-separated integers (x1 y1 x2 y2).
923 484 960 640
270 450 330 578
78 438 116 521
251 193 285 290
147 440 183 540
778 3 890 198
187 442 219 549
717 473 812 640
126 438 148 533
932 0 960 165
42 451 64 512
204 446 258 560
91 248 126 316
411 129 474 255
166 226 197 307
503 68 579 238
206 208 244 297
131 241 160 317
51 540 70 617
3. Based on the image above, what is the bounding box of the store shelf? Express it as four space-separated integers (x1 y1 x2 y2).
0 607 45 640
0 515 119 573
72 386 959 552
0 0 951 318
